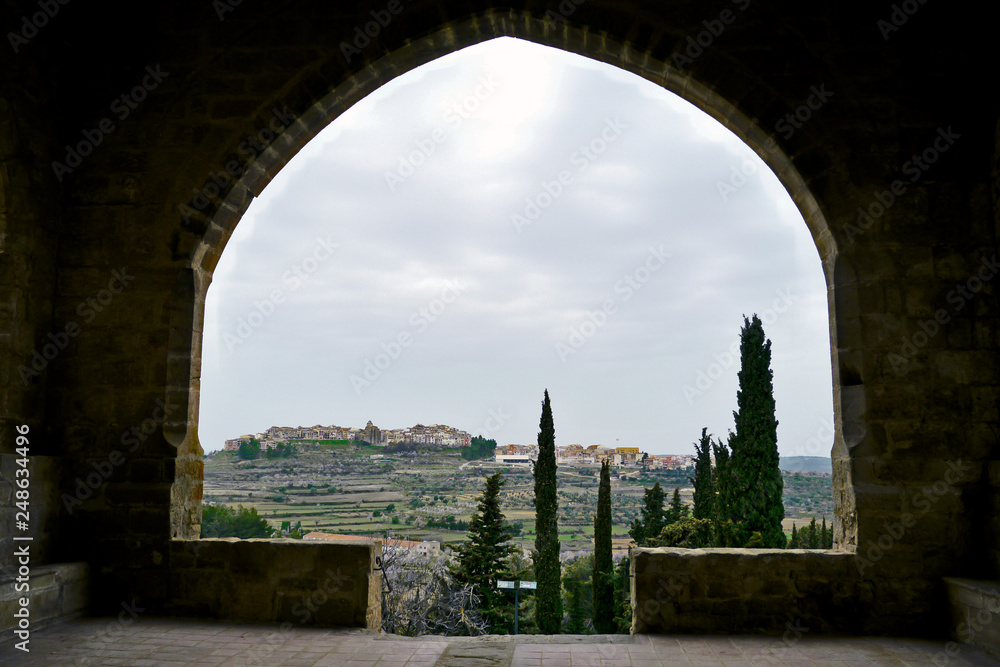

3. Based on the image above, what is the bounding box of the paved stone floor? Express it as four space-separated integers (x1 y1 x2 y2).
0 617 995 666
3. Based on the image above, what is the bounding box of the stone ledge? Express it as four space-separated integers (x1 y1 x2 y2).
630 547 859 635
944 577 1000 658
0 562 89 642
167 539 381 630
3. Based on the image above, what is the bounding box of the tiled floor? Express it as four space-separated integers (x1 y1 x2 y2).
0 617 995 666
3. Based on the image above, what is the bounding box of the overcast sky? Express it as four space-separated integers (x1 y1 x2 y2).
199 37 834 458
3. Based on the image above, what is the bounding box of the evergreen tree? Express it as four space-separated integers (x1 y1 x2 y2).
201 504 273 538
592 460 615 633
788 524 800 548
728 315 785 548
650 517 717 548
712 436 732 523
689 428 714 520
532 389 562 633
664 487 688 526
807 516 819 548
821 516 832 548
564 577 587 633
629 482 665 546
452 472 515 633
612 557 632 633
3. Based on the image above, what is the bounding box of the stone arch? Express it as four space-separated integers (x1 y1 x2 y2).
169 9 860 548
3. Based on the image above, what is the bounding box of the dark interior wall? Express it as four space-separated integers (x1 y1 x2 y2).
0 0 994 632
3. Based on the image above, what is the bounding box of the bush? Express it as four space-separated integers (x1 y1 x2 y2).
201 504 274 539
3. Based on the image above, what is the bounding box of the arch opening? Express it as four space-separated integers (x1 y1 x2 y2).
168 13 858 629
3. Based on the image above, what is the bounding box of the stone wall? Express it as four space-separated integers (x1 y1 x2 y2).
0 1 995 637
944 578 1000 659
631 548 859 635
168 539 381 630
0 562 89 641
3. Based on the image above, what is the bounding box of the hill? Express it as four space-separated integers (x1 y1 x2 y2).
779 456 832 474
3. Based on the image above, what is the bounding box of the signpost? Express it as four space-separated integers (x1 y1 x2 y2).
496 580 536 634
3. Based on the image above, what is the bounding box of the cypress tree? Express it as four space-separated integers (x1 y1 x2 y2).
452 472 514 632
788 523 799 548
629 482 665 546
728 315 785 548
592 460 615 633
689 428 714 520
533 389 562 633
665 487 687 526
807 516 819 548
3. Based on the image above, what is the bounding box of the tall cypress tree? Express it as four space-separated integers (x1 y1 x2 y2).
452 472 514 632
533 389 562 633
592 460 615 633
712 436 732 522
629 482 665 546
664 487 688 525
689 428 715 520
728 315 785 547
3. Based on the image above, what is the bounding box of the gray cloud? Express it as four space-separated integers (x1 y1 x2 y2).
200 37 833 458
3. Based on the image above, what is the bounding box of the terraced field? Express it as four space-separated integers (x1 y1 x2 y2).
203 440 833 553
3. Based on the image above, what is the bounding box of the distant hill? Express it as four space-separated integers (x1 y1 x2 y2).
779 456 832 474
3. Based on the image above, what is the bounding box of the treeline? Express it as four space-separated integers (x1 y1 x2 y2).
236 439 297 460
200 504 303 539
628 315 833 550
460 435 497 460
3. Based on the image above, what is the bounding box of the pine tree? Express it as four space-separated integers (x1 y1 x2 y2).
689 428 714 520
728 315 785 548
788 524 799 548
629 482 665 546
533 389 562 633
807 516 819 548
592 460 615 633
664 487 687 526
452 472 514 632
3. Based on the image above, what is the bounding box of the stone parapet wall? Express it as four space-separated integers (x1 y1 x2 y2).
631 548 859 635
0 562 89 641
944 577 1000 659
167 539 381 630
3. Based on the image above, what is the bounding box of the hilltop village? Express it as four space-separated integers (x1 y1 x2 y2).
223 420 695 470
